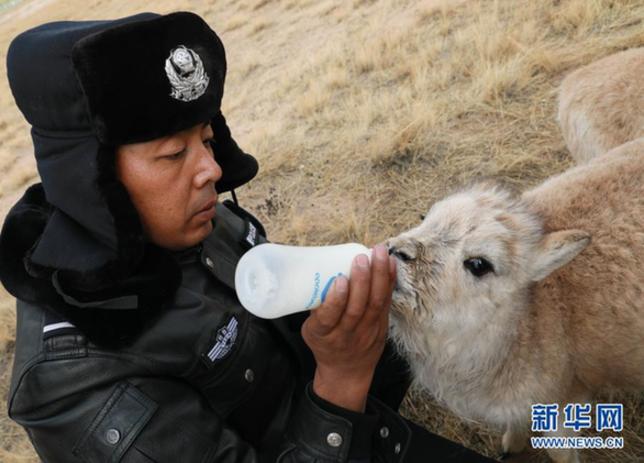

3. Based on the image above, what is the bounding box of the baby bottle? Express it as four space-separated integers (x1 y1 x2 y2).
234 243 371 319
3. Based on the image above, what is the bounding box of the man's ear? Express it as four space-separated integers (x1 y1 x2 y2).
531 230 591 281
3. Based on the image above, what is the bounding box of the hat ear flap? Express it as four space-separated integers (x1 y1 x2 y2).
211 111 233 143
211 112 259 193
95 143 145 274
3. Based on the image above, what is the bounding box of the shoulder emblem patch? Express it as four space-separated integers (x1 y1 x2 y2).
207 316 238 362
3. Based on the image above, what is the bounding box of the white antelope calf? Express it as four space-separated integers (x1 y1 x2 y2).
386 138 644 463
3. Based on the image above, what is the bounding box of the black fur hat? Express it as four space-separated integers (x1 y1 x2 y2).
0 12 257 346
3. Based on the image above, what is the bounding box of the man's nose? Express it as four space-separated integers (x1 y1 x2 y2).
193 143 223 188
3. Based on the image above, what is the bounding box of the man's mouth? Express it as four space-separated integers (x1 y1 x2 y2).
193 198 217 220
197 199 216 213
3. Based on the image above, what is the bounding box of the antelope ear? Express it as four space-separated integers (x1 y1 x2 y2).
531 230 591 281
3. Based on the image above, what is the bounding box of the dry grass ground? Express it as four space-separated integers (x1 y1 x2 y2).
0 0 642 461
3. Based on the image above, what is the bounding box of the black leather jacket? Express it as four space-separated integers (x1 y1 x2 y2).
7 202 414 462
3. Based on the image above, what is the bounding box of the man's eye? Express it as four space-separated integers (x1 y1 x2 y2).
164 150 185 160
203 137 214 146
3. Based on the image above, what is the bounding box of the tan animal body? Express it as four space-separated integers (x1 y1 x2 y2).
386 138 644 463
558 47 644 164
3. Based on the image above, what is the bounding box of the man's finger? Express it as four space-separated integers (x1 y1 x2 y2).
389 254 397 283
378 256 397 332
309 276 349 335
363 244 393 323
338 254 371 332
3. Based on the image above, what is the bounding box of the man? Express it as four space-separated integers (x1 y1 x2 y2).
0 11 495 462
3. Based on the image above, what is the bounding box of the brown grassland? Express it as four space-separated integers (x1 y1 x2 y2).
0 0 642 461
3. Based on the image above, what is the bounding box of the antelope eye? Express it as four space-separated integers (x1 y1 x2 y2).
463 257 494 277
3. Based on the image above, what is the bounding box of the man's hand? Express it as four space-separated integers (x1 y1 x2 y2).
301 244 396 412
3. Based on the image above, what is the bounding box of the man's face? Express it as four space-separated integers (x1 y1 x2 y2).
116 121 222 250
